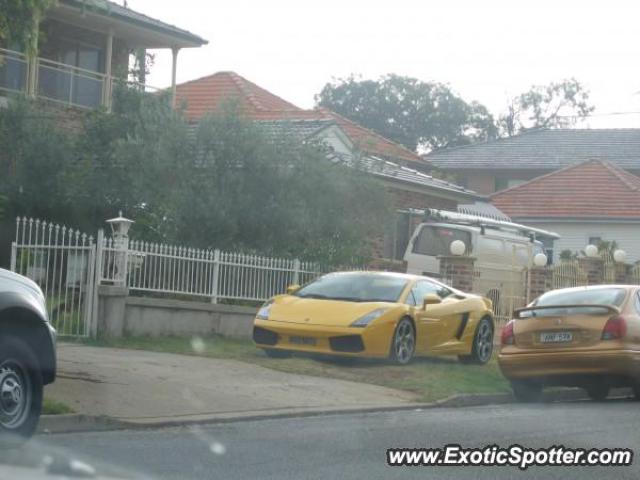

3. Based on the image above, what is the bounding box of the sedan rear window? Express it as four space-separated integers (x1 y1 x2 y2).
520 288 627 318
535 288 627 307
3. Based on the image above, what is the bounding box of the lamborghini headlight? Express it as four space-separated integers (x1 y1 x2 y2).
350 308 389 328
256 299 274 320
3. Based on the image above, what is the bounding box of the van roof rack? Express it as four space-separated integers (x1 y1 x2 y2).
423 208 560 240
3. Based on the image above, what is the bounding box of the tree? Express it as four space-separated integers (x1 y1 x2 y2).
0 93 390 265
499 78 595 136
0 0 56 56
174 103 390 264
315 74 497 152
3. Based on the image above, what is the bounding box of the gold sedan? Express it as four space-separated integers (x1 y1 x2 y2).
498 285 640 402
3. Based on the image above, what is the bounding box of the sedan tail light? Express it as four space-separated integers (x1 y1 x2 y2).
501 319 515 346
602 315 627 340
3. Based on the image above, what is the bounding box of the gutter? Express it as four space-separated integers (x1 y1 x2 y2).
60 0 209 46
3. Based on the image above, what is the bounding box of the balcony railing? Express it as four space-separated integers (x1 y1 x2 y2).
0 47 163 110
0 48 28 95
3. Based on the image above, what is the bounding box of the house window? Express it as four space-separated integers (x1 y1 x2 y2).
588 236 602 247
495 178 527 192
38 38 104 108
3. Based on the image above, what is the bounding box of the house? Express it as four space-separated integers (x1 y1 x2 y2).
175 71 485 263
491 160 640 263
425 129 640 195
0 0 207 111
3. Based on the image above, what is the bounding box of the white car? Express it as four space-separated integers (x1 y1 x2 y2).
404 209 559 277
0 268 56 443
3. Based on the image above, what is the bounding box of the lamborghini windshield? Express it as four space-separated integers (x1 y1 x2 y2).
295 273 409 303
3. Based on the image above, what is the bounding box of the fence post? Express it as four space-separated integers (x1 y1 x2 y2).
578 256 604 285
527 266 551 302
91 228 105 337
293 259 301 286
10 242 17 272
211 249 220 304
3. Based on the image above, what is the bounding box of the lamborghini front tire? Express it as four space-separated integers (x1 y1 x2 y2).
390 318 415 365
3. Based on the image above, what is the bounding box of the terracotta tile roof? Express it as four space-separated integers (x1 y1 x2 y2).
314 108 425 164
176 71 302 121
175 72 426 165
426 128 640 171
491 160 640 219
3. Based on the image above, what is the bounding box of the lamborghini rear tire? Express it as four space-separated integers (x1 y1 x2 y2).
458 317 494 365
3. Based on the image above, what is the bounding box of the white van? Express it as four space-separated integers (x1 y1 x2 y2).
404 209 559 278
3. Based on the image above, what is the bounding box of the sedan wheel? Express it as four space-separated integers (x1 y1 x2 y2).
390 318 415 365
586 382 610 401
632 382 640 401
511 380 543 403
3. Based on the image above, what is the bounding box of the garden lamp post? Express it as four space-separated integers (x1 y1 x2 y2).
106 212 134 285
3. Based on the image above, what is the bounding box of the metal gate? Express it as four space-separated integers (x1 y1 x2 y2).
10 217 96 338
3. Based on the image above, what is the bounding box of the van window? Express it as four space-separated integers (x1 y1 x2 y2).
412 226 471 256
513 245 531 266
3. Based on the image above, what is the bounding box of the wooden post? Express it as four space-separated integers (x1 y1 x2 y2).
103 29 114 110
171 47 180 109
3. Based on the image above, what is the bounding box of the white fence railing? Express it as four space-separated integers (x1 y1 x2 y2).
11 217 96 337
98 236 334 303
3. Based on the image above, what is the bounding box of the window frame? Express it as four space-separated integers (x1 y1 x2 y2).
405 279 452 306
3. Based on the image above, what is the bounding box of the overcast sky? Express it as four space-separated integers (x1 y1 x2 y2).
128 0 640 128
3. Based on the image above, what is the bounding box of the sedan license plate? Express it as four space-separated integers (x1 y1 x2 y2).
540 332 572 343
290 336 317 346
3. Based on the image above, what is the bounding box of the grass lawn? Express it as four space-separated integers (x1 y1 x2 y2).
42 397 73 415
82 336 510 403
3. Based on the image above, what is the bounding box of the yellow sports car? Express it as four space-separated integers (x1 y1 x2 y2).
253 271 495 365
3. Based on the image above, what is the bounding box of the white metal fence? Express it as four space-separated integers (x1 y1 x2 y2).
472 266 528 329
99 236 333 303
11 217 96 337
551 260 588 289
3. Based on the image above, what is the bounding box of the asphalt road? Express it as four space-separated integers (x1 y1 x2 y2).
9 400 640 479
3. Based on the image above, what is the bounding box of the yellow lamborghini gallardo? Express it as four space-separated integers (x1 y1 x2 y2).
253 271 495 365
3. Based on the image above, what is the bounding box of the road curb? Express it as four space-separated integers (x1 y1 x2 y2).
38 389 634 434
38 414 128 434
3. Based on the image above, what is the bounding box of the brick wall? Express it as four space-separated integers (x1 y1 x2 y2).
369 185 461 262
439 255 476 292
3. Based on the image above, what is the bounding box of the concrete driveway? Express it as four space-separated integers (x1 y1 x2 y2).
46 344 419 425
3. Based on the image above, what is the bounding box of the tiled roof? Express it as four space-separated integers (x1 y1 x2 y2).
315 108 425 164
255 119 336 142
61 0 207 46
426 128 640 170
491 160 640 219
176 72 305 121
175 72 426 165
